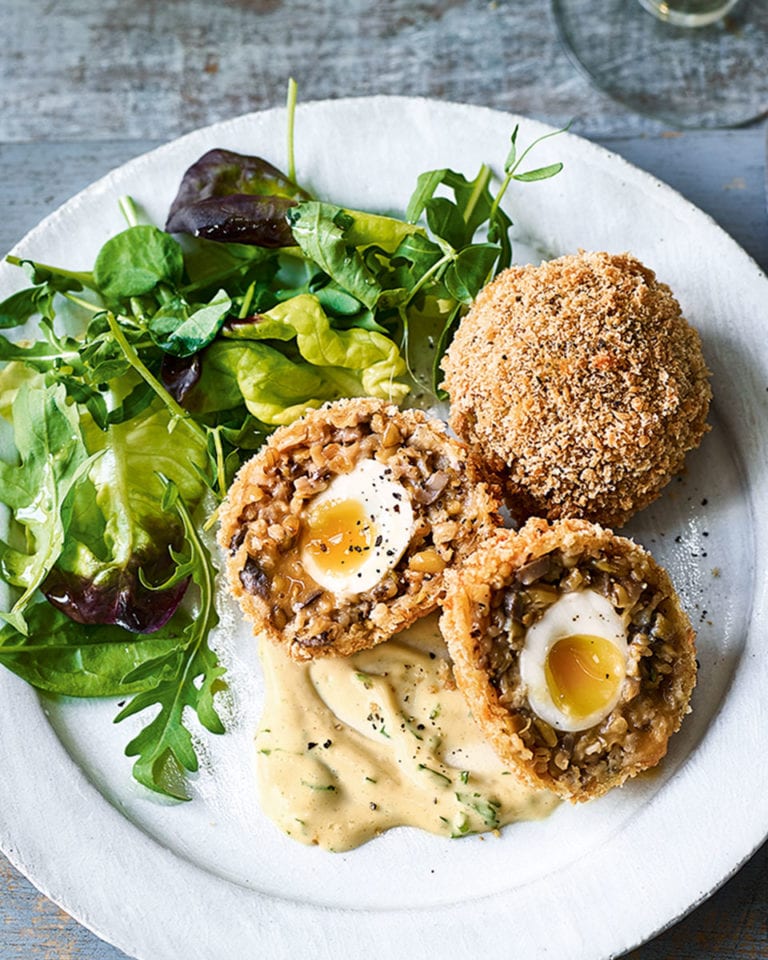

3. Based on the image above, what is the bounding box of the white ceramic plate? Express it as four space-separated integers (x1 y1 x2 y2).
1 97 767 960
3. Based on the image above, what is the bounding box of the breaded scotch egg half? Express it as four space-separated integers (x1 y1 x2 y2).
440 518 697 801
219 397 501 662
441 251 712 528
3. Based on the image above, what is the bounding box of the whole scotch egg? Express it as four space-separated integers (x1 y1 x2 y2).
440 518 697 802
441 251 712 528
219 397 501 661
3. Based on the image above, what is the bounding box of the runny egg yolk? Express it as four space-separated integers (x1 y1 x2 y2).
303 496 375 578
544 633 627 723
299 457 415 599
518 588 628 733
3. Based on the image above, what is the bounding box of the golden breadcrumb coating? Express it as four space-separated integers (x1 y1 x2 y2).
440 518 697 802
441 251 712 527
219 397 501 661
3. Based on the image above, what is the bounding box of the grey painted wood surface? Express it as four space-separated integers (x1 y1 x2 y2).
2 0 768 956
1 0 679 142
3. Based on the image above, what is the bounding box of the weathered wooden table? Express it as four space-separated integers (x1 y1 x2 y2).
1 1 767 957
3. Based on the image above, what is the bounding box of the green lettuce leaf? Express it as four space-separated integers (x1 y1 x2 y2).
224 293 409 421
0 382 93 634
185 293 409 426
192 339 334 425
286 203 385 309
42 399 210 633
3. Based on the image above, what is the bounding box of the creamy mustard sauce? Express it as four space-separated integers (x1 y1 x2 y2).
255 615 559 851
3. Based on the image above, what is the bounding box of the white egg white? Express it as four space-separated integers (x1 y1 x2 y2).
518 589 628 733
300 457 414 599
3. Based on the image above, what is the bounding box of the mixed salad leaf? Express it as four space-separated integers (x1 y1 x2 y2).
0 102 563 798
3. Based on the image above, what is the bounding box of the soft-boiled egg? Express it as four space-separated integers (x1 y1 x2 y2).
300 457 415 598
518 589 628 732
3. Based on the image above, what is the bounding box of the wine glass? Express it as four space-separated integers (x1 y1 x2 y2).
551 0 768 128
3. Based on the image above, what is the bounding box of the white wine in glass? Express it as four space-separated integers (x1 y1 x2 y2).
552 0 768 127
636 0 741 27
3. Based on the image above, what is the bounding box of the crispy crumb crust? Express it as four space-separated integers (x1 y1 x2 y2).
440 518 697 801
219 397 501 661
441 251 712 528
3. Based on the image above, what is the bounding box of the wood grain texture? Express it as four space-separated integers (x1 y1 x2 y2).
1 857 126 960
1 0 673 141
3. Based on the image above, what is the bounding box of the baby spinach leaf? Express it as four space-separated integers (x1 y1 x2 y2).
180 237 278 298
93 225 185 302
0 602 189 697
287 203 384 309
309 281 366 317
149 289 232 357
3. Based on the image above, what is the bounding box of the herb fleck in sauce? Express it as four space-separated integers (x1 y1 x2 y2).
256 616 558 851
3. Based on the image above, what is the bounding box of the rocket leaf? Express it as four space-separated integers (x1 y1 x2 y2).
113 479 225 800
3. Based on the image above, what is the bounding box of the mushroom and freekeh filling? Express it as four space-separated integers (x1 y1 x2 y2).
219 397 501 661
440 518 697 802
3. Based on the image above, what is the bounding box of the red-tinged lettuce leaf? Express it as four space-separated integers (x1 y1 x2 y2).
166 194 299 247
168 148 310 210
42 541 189 634
42 401 210 634
165 148 310 247
160 353 202 402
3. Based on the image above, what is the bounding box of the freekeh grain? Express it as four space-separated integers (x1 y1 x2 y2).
440 518 697 802
219 397 501 661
